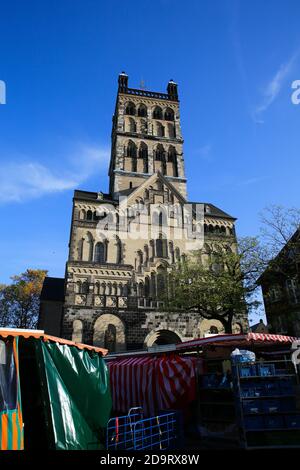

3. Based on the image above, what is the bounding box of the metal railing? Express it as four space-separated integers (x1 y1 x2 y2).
106 408 179 451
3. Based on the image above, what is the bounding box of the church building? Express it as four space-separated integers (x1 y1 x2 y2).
39 73 248 351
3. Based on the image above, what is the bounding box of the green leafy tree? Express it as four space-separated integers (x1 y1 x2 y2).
163 238 262 333
0 269 47 329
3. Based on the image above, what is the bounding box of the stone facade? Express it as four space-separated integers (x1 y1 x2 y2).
40 74 249 351
258 228 300 337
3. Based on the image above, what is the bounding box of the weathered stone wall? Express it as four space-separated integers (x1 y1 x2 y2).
61 306 248 351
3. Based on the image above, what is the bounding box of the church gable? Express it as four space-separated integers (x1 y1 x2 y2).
119 171 186 211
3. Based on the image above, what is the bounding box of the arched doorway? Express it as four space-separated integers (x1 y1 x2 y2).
93 314 126 352
145 329 182 347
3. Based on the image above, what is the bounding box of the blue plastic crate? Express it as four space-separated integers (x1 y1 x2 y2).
263 399 281 414
243 400 262 414
264 415 284 429
240 386 252 398
244 415 264 430
253 384 265 397
285 414 300 429
257 363 275 377
239 365 257 377
279 378 294 395
264 382 280 396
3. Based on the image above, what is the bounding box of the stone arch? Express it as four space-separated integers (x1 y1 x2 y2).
164 107 175 121
138 104 147 117
232 322 243 334
125 101 136 115
198 319 225 338
156 121 165 137
167 145 178 176
82 231 94 261
144 328 182 347
167 123 175 139
72 319 83 343
125 116 137 133
93 314 126 351
152 105 163 119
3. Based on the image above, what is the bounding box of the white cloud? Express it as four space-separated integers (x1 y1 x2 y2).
238 176 269 187
253 50 299 123
0 143 110 204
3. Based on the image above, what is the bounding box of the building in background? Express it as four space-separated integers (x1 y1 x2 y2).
249 319 268 334
258 228 300 336
39 74 248 351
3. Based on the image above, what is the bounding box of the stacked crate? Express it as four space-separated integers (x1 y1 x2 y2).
234 360 300 448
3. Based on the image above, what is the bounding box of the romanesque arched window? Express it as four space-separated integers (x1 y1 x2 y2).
156 122 165 137
168 146 178 177
138 104 147 117
144 276 150 298
81 281 89 294
125 102 136 115
75 281 81 293
168 123 175 138
153 106 163 119
116 237 122 264
126 117 136 133
164 108 174 121
94 242 105 264
127 140 137 157
139 142 148 159
72 320 83 343
155 144 165 161
87 210 93 220
156 236 168 258
138 282 144 297
157 266 167 298
84 232 94 261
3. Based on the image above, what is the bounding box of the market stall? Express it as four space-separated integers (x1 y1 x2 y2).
176 332 300 448
0 328 111 450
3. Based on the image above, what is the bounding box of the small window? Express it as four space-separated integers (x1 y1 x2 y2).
164 108 174 121
94 242 105 264
125 102 136 115
153 106 163 119
138 104 147 117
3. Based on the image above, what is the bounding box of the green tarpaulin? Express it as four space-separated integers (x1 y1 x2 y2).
35 340 112 450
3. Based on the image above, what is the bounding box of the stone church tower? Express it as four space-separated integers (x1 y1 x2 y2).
39 74 248 351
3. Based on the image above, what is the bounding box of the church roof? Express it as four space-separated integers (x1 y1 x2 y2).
73 189 113 202
73 180 236 221
202 203 236 220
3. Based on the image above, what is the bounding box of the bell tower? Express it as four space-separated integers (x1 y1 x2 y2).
109 73 187 198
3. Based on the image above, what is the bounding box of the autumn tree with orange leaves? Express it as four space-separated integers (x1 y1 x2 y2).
0 269 47 329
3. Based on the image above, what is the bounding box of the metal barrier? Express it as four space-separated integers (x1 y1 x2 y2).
106 409 178 451
133 412 177 450
106 407 143 450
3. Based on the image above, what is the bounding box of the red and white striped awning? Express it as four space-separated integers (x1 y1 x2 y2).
176 332 299 351
108 354 201 416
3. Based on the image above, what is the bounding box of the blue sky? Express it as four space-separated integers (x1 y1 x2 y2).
0 0 300 324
